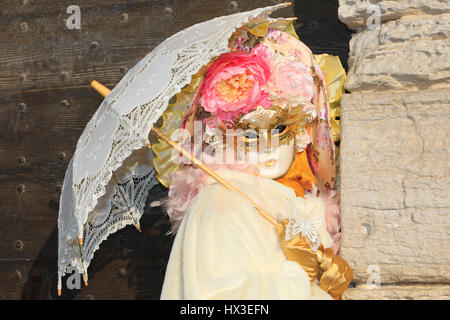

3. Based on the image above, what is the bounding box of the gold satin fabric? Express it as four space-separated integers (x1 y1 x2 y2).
316 246 354 300
276 219 319 284
276 219 353 300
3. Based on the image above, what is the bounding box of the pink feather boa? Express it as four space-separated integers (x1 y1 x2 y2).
162 167 208 234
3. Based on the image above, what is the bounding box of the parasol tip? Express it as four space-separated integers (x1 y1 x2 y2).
83 274 88 287
91 80 111 98
78 237 83 246
285 1 292 6
57 289 61 297
135 223 142 233
146 141 152 149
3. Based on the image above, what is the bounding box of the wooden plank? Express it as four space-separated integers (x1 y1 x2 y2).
1 246 173 299
0 87 102 173
0 205 173 299
0 0 293 93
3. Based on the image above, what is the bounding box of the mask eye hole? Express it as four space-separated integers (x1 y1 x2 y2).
241 130 258 142
271 124 289 136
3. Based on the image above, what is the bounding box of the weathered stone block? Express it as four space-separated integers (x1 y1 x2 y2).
343 284 450 300
339 88 450 285
338 0 450 30
345 14 450 92
348 14 450 60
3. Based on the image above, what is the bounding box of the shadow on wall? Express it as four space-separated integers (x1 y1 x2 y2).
20 184 173 300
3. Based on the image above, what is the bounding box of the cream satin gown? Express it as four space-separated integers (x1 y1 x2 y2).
160 169 333 299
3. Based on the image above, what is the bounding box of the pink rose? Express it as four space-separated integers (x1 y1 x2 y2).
200 47 272 123
266 60 315 102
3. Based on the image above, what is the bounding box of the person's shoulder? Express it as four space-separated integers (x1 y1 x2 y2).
186 181 253 224
192 182 244 210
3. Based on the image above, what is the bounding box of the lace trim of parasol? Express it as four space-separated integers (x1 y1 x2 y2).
58 170 158 291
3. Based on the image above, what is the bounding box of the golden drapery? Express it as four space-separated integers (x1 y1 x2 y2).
276 219 353 300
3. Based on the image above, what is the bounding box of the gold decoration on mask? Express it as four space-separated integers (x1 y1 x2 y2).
234 102 316 149
276 219 353 300
238 106 279 130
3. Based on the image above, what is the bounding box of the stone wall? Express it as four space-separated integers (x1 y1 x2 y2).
337 0 450 299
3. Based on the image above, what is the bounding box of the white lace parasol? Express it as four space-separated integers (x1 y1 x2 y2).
57 3 292 294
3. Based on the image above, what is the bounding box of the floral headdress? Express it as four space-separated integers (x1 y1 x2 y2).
153 21 345 194
182 26 329 162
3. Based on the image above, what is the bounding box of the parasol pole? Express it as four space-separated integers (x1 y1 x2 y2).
90 80 278 227
151 127 278 226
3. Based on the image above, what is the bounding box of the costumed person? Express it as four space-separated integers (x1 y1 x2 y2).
152 22 352 300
